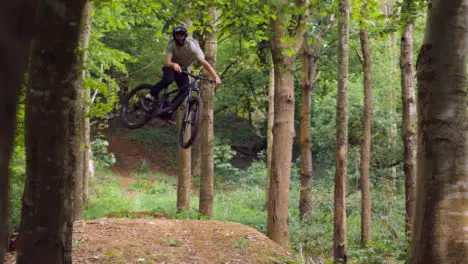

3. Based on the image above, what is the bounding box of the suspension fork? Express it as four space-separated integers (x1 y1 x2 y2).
183 81 200 123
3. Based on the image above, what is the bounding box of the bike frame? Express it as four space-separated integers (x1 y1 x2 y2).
157 71 211 116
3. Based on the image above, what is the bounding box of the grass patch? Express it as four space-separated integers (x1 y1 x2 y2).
158 237 182 247
85 166 407 264
233 239 251 248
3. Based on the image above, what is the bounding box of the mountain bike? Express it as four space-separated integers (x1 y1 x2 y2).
120 70 213 148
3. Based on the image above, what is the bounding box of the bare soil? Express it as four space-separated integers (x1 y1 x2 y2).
108 135 178 177
5 218 293 264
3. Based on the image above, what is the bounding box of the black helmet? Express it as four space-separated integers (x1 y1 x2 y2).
172 25 188 46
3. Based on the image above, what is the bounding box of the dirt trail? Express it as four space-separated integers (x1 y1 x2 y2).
72 218 293 264
107 135 177 178
4 219 294 264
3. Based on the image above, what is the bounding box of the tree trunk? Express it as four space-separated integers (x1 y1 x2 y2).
298 15 334 219
359 29 372 247
16 1 87 263
71 74 84 222
176 17 193 213
247 96 254 128
267 0 307 248
83 101 92 203
81 0 93 205
177 108 192 211
267 51 295 248
266 59 274 210
299 44 314 219
0 0 38 260
334 0 350 261
199 5 217 218
411 1 468 263
192 140 201 177
191 26 201 179
384 1 398 199
400 20 416 238
72 0 92 221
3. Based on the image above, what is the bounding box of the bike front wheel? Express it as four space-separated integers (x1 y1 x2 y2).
120 84 153 129
179 96 203 148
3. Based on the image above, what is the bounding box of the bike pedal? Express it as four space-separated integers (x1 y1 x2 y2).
165 119 176 126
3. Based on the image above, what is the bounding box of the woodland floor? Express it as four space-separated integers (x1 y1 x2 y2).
5 218 293 264
5 128 294 264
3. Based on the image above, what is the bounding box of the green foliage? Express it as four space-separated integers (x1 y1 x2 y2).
9 98 26 229
8 145 26 228
91 138 117 168
139 159 151 174
159 237 182 247
128 180 152 192
213 142 240 178
289 182 406 263
84 171 134 219
233 239 251 248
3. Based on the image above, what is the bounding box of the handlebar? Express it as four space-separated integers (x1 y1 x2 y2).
181 70 216 84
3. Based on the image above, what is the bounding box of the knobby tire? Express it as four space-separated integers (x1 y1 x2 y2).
179 96 203 148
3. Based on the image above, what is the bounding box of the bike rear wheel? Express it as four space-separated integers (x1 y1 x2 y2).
179 96 203 148
120 84 153 129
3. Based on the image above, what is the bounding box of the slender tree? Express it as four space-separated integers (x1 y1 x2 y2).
399 0 417 238
265 57 274 210
72 0 94 221
177 108 192 211
267 0 308 247
16 1 88 263
334 0 350 261
299 43 314 219
299 15 335 219
411 1 468 262
382 0 398 198
199 4 217 217
81 0 93 205
0 0 38 260
176 18 193 212
358 22 373 247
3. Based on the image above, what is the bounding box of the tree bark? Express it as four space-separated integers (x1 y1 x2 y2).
0 0 38 260
359 29 372 247
381 0 398 199
192 140 201 177
71 72 84 222
81 0 93 206
72 0 92 221
411 1 468 263
16 1 87 263
334 0 350 261
400 19 416 238
267 50 295 247
267 0 307 247
199 5 217 218
299 44 314 219
177 108 192 211
176 17 193 213
265 59 274 210
298 15 334 219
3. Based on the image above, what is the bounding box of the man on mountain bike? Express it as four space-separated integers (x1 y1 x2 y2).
147 25 221 125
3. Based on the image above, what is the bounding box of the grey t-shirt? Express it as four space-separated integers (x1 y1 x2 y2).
165 37 205 68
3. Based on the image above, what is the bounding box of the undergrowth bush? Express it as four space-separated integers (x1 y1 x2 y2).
84 171 134 219
9 145 26 228
91 138 116 168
